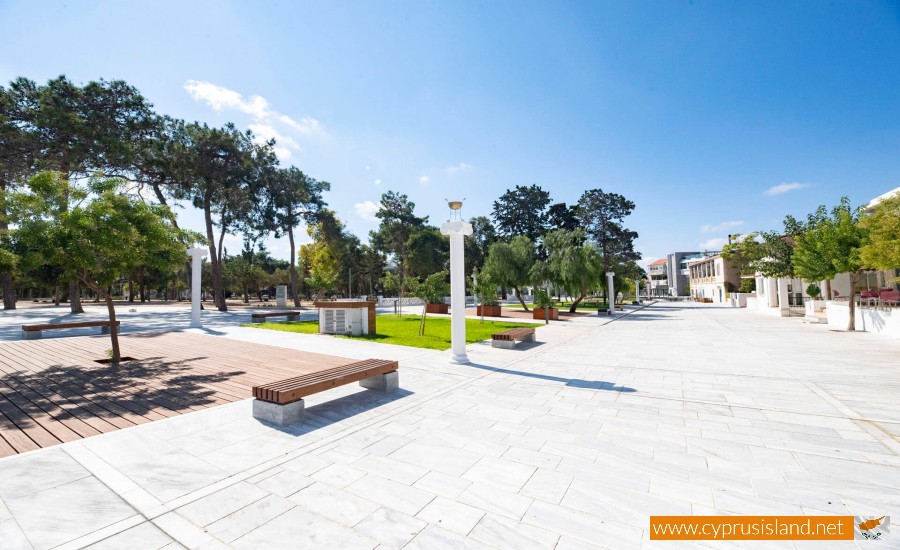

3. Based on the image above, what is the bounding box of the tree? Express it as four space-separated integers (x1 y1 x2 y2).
6 76 157 313
576 189 640 300
792 198 867 331
547 202 579 232
268 167 328 306
859 193 900 273
537 229 603 312
465 215 496 275
721 231 795 279
406 227 448 278
491 184 551 243
408 270 449 336
13 173 189 362
483 235 535 310
173 122 275 311
370 191 427 305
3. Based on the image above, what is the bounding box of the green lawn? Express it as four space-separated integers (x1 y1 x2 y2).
243 314 540 351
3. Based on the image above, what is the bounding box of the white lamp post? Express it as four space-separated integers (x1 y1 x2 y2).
187 247 207 328
441 201 473 364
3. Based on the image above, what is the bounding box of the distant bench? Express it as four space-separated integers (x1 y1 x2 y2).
251 358 399 425
491 327 536 349
251 311 303 323
22 320 120 340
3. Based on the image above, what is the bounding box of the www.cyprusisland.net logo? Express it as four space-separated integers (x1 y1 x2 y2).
855 516 889 540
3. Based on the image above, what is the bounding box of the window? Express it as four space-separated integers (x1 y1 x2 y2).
716 264 721 276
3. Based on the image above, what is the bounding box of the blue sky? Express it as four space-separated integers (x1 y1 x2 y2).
2 0 898 265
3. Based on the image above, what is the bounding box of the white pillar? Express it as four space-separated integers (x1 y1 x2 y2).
441 221 473 363
634 279 640 304
776 277 790 316
606 271 615 315
187 248 207 328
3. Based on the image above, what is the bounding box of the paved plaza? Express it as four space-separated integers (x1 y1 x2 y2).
0 302 898 549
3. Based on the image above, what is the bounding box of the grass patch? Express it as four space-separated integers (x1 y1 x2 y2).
243 314 540 351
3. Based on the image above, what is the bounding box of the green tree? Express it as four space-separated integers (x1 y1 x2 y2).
491 184 551 243
859 194 900 273
6 76 157 313
792 198 867 331
483 235 535 310
546 202 579 232
408 270 450 336
406 227 448 278
370 191 427 305
464 215 496 275
267 167 329 306
537 229 603 312
12 173 189 362
576 189 640 300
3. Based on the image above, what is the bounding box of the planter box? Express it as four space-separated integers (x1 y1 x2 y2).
477 305 502 317
425 303 449 314
533 307 559 320
804 299 827 316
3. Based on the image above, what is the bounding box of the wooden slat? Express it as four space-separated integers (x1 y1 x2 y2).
491 328 535 341
0 331 370 458
22 320 120 331
253 359 398 404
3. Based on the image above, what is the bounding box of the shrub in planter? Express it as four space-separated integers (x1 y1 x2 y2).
473 267 502 318
533 289 559 320
806 284 821 299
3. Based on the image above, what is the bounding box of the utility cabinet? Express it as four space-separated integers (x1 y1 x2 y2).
314 300 377 336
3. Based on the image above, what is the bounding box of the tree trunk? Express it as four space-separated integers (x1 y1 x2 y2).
68 281 84 313
203 197 226 311
847 271 860 331
288 223 300 307
569 289 586 313
53 286 60 306
2 272 16 310
139 270 146 303
128 278 134 302
514 286 530 311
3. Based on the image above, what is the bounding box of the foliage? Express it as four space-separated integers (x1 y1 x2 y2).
806 283 821 298
575 189 640 275
859 194 900 273
546 202 579 232
464 215 496 274
12 173 190 361
533 288 554 309
407 270 450 335
405 226 448 278
491 184 551 243
739 278 756 293
471 266 499 307
246 315 539 351
792 197 867 330
483 235 536 310
536 228 603 312
721 231 795 278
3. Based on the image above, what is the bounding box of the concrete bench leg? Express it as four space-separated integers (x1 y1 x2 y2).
251 318 264 324
100 325 111 334
359 371 399 392
521 333 536 343
253 398 305 426
491 339 515 349
286 315 300 322
23 330 41 340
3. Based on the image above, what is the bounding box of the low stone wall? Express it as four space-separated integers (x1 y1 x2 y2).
377 297 424 306
826 300 900 338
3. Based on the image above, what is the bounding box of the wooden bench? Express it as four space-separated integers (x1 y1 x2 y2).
251 358 399 425
22 320 120 340
250 311 302 323
491 327 536 349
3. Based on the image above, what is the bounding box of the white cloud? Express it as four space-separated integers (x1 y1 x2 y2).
247 123 300 160
419 175 430 183
446 161 472 173
184 80 271 118
765 182 811 196
699 237 729 250
374 179 382 185
700 220 744 233
354 200 379 221
365 165 371 171
184 80 325 160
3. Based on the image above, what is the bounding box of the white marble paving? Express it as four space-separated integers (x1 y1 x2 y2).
0 302 897 548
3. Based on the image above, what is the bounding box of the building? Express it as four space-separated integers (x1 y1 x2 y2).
665 251 719 296
647 259 668 295
688 255 741 303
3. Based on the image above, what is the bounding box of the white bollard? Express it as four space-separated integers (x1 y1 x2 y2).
187 248 207 328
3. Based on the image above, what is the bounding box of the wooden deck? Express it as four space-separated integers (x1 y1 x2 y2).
0 332 358 458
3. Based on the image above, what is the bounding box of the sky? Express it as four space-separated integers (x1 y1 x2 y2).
2 0 899 266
